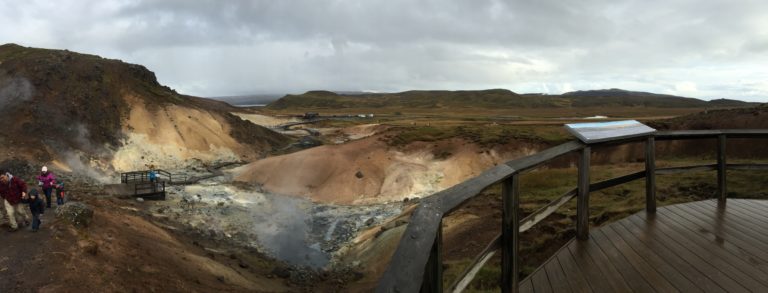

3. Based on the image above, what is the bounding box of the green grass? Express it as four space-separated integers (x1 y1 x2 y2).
385 124 571 147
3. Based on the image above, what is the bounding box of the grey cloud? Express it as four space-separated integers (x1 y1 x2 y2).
1 0 767 100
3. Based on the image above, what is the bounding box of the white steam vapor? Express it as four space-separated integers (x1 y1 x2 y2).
0 75 35 108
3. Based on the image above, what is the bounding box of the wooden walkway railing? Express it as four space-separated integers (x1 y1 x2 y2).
375 129 768 293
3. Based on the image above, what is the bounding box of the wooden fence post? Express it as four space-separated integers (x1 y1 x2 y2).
717 134 727 204
645 136 656 213
421 219 443 293
501 175 520 293
577 146 591 240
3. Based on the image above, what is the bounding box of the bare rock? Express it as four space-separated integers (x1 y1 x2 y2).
78 240 99 255
55 202 94 228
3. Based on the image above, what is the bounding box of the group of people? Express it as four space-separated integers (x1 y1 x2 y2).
0 166 65 232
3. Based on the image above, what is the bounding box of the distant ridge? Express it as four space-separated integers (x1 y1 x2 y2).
265 88 755 110
562 88 678 97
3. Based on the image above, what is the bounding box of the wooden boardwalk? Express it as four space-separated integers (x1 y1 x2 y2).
520 199 768 293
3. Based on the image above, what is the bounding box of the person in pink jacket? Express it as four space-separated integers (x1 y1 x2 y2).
36 166 56 208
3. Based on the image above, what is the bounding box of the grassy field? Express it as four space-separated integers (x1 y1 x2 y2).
260 106 712 120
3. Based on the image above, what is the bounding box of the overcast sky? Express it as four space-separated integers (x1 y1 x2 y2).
1 0 767 101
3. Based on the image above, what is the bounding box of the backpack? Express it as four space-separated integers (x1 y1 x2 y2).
56 180 65 198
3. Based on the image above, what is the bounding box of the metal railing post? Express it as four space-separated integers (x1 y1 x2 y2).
577 146 591 240
717 134 727 204
501 175 520 293
421 220 443 293
645 135 656 213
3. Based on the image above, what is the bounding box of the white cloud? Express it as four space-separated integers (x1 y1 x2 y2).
671 82 699 96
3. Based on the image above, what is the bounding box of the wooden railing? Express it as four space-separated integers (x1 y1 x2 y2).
134 181 166 200
375 129 768 293
120 169 186 184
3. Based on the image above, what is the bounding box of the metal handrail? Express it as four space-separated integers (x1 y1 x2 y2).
376 129 768 293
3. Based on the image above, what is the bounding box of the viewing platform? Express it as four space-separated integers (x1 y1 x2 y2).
519 198 768 292
375 129 768 293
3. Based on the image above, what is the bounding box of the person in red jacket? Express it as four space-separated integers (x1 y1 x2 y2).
0 169 30 232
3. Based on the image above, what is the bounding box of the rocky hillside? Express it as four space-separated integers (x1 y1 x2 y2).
265 88 754 110
0 43 288 173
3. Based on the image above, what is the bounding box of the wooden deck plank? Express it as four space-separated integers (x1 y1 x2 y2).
708 200 768 229
608 222 701 292
694 199 768 228
616 219 723 292
648 207 768 290
543 255 572 293
519 278 534 293
589 226 656 293
668 203 768 261
720 199 768 220
519 200 768 293
664 204 768 270
597 226 679 292
680 202 768 248
530 266 553 293
555 244 593 292
738 198 768 209
567 240 631 293
563 241 615 293
700 199 768 228
626 214 748 292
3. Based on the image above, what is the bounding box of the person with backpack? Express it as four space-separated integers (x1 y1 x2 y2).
24 188 45 232
54 179 66 206
0 169 30 232
37 166 56 208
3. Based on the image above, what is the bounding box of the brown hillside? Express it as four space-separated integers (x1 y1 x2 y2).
231 134 544 204
0 44 288 172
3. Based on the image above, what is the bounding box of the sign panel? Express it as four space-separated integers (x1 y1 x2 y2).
565 120 656 144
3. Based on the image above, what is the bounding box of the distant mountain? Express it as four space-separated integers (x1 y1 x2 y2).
265 88 755 110
209 94 283 106
562 88 678 97
267 89 558 110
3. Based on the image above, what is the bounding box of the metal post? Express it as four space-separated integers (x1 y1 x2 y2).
501 175 520 293
645 136 656 213
577 146 591 240
717 134 727 204
420 219 443 293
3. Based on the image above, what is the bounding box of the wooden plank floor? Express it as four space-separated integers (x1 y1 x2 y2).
520 199 768 293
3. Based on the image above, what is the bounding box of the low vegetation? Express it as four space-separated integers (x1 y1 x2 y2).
383 124 571 147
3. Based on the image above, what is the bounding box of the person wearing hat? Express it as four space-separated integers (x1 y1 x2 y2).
36 166 56 208
0 169 30 232
24 188 45 232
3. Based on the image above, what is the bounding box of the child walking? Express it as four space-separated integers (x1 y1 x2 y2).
55 179 66 206
26 189 45 232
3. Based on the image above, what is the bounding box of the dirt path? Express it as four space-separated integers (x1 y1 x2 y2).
0 214 72 292
1 197 292 293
